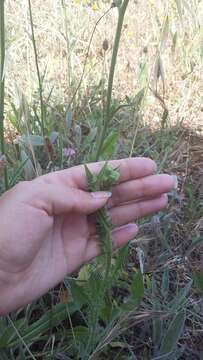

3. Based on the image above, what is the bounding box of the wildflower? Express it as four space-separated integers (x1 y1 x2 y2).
92 2 99 11
63 147 76 158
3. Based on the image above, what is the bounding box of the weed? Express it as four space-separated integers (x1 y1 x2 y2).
85 163 119 276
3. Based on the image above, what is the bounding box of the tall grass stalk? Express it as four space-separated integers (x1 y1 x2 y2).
61 0 72 89
67 6 112 112
95 0 130 160
0 0 8 189
28 0 45 136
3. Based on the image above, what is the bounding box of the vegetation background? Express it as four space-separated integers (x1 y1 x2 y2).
0 0 203 359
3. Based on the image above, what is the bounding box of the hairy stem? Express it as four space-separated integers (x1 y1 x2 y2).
84 163 120 356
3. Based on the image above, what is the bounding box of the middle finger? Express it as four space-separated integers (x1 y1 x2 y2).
108 174 176 208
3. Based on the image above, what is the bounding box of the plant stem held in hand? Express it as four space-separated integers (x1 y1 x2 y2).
85 162 120 277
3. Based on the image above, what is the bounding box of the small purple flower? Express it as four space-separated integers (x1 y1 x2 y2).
63 147 76 158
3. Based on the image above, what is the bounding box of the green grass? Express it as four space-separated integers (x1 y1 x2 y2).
0 0 203 359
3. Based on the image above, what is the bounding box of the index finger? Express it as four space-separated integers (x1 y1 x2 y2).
46 157 157 190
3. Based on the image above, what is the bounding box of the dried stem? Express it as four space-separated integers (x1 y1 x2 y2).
28 0 45 136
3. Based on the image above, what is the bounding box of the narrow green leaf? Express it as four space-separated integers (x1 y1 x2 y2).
100 131 118 158
84 164 98 192
161 268 169 299
9 157 29 187
131 271 144 304
153 300 163 347
0 318 25 348
193 271 203 294
0 302 78 348
168 280 192 311
69 280 90 309
16 134 44 147
20 150 35 180
160 310 186 355
65 110 73 129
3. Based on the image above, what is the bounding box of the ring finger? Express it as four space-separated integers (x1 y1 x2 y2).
109 194 168 226
88 193 168 235
108 174 176 208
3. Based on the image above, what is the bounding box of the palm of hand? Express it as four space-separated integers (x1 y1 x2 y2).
0 189 96 317
0 184 93 297
0 158 175 314
54 211 92 274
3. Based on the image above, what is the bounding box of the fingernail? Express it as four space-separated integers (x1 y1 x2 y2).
162 193 168 201
113 223 138 233
106 200 113 209
91 191 112 199
172 175 178 189
161 193 168 207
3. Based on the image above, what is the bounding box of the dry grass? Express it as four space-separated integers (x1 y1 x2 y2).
5 0 203 129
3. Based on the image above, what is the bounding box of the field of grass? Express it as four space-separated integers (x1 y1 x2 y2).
0 0 203 359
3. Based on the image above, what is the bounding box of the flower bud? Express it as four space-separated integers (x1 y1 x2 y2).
102 39 109 52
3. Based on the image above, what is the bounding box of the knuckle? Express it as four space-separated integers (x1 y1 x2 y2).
135 201 144 217
137 177 146 196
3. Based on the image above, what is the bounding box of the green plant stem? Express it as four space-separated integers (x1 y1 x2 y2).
95 0 129 161
84 163 120 357
0 0 8 190
28 0 45 136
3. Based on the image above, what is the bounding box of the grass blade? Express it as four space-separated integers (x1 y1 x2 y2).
160 310 186 355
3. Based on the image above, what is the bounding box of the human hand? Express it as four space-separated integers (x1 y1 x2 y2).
0 158 176 314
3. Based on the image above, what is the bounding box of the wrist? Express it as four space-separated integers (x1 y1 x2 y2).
0 269 23 315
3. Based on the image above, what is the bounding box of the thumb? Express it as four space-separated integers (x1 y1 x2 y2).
39 184 112 215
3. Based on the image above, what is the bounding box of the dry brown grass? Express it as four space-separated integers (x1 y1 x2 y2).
5 0 203 131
